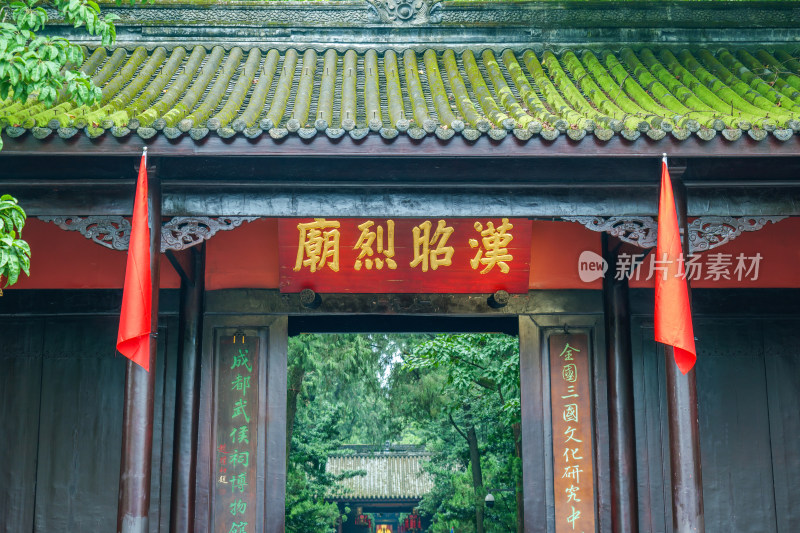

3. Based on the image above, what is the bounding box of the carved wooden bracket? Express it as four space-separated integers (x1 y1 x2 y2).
40 215 786 255
39 216 132 251
562 216 658 248
562 215 787 253
39 216 259 252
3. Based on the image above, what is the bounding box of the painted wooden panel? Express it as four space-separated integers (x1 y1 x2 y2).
0 313 176 533
34 354 125 531
633 317 791 533
631 320 670 533
33 317 126 532
694 320 776 533
764 320 800 533
200 320 287 533
0 320 43 533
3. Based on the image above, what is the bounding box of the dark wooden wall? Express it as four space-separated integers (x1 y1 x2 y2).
2 289 799 533
631 294 800 533
0 292 179 533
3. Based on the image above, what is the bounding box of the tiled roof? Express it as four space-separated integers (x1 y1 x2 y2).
326 452 434 500
2 46 800 144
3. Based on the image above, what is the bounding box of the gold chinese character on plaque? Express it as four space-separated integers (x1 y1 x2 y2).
469 218 514 274
410 220 454 272
354 220 397 271
294 218 341 272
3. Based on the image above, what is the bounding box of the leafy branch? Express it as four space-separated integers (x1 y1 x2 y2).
0 0 125 149
0 194 30 292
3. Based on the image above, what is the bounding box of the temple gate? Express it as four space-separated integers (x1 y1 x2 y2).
2 2 800 533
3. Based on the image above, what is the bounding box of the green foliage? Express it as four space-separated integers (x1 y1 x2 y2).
286 333 522 531
420 452 519 533
399 334 522 532
286 334 420 532
405 333 520 425
0 194 30 288
290 333 415 444
0 0 119 111
286 402 353 533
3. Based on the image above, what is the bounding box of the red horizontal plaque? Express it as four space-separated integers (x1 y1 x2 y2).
279 218 531 293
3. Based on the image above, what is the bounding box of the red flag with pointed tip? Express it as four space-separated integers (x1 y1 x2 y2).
116 150 152 371
655 155 697 374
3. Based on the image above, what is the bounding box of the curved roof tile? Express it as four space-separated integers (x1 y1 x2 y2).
2 46 799 144
326 452 434 500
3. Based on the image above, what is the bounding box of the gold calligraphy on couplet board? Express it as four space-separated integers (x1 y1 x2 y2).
549 333 596 533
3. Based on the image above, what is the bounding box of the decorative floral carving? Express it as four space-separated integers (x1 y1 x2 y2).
562 216 658 249
160 217 258 252
563 215 786 252
39 216 131 250
39 216 259 252
366 0 443 25
688 216 786 252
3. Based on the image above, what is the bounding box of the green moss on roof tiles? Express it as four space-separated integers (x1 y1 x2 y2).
2 46 799 144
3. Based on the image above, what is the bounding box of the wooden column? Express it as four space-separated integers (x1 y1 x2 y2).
169 245 205 533
265 316 288 533
519 316 546 533
665 168 705 533
601 234 639 533
117 162 161 533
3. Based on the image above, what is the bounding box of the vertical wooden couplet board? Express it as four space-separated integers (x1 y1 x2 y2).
213 333 261 533
549 333 597 533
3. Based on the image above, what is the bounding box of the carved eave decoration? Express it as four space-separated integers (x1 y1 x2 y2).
366 0 442 25
38 216 258 252
563 216 788 253
38 215 787 256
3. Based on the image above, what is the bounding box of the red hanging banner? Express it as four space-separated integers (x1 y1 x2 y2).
278 218 532 293
116 150 152 370
654 156 697 374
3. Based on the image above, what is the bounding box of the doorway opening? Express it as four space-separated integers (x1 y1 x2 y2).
286 316 523 533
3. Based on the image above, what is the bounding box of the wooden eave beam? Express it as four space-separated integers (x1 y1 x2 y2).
6 180 799 217
1 131 800 158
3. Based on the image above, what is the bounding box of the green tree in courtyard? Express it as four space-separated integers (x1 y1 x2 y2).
288 333 411 452
286 334 416 532
399 333 522 533
285 332 522 532
286 401 354 533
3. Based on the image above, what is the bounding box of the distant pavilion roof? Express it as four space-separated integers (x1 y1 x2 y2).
2 45 800 145
326 448 434 501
